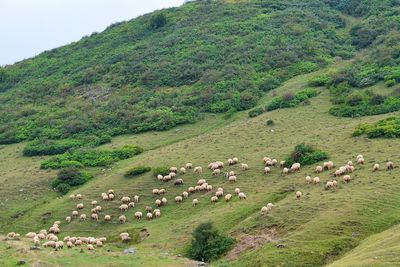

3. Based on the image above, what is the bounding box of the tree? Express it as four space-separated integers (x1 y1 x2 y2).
150 13 167 29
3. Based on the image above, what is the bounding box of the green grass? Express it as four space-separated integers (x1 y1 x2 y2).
2 70 400 266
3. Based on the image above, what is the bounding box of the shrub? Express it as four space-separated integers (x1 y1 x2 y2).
308 75 332 87
51 168 93 194
266 89 320 111
23 139 83 156
386 79 396 87
125 166 151 178
353 117 400 138
55 183 71 195
285 143 328 167
266 119 274 126
152 166 170 177
58 167 81 181
248 107 264 118
187 222 233 262
150 13 167 29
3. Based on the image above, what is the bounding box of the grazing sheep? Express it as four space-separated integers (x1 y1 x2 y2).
80 214 87 221
102 195 109 201
108 193 115 200
238 192 246 200
186 163 193 169
264 167 271 174
316 166 323 173
280 161 285 168
180 167 186 174
96 240 103 247
291 163 301 172
263 157 271 164
154 210 161 218
91 200 97 206
104 215 111 221
213 169 221 175
194 166 202 174
323 161 334 170
215 190 224 198
119 215 127 223
357 157 364 165
76 203 84 210
333 180 338 187
197 179 206 186
69 194 75 200
157 174 163 181
270 159 277 166
267 203 274 210
67 241 74 248
241 163 249 170
261 206 268 215
313 177 320 184
66 216 71 223
169 172 176 178
228 176 237 183
72 210 79 217
182 191 189 198
95 206 102 212
211 196 218 203
326 181 334 189
235 188 241 195
188 186 195 193
347 161 353 166
343 175 351 183
163 175 171 182
206 185 213 191
195 185 202 192
119 204 129 212
217 187 223 192
146 212 153 220
175 196 183 203
227 159 234 165
133 195 139 203
283 168 289 175
306 176 312 184
152 189 160 195
265 160 273 166
90 213 98 221
75 240 82 246
76 194 82 199
225 194 232 202
170 167 178 173
134 212 142 220
91 208 98 214
26 232 37 238
161 197 167 205
296 191 302 200
217 161 224 168
192 199 198 206
121 196 131 203
233 157 239 164
146 206 153 213
87 244 95 250
356 154 363 160
387 161 394 170
174 179 184 186
373 163 380 172
155 199 162 207
128 202 135 208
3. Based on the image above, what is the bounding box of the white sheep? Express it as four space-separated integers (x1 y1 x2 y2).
186 163 193 169
72 210 79 217
283 168 289 175
180 167 186 174
313 177 320 184
373 163 380 172
87 244 95 250
119 204 129 212
76 194 82 199
80 214 87 221
315 166 323 173
216 190 224 198
175 196 183 203
235 188 241 195
238 192 246 200
161 197 167 205
91 200 97 206
155 199 162 207
194 166 202 174
343 175 351 183
104 215 111 221
182 191 189 198
306 176 312 184
157 174 163 181
134 212 142 220
152 189 160 195
267 203 274 210
211 196 218 203
121 196 131 203
326 181 334 189
261 206 268 215
170 167 178 173
65 216 71 223
192 199 198 206
357 157 364 165
128 202 135 208
69 194 75 200
119 215 127 223
146 212 153 220
241 163 249 170
213 169 221 175
76 203 84 209
387 161 394 170
323 161 334 170
280 161 285 168
264 167 271 174
90 213 98 221
134 195 139 203
225 194 232 202
296 191 302 200
228 176 237 183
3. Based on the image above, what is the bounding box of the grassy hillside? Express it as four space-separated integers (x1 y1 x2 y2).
1 0 400 266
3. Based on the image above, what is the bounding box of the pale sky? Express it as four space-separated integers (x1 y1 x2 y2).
0 0 184 66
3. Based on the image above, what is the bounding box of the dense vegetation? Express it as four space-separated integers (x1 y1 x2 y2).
51 167 93 194
0 0 356 149
124 166 152 178
187 222 233 262
285 143 328 167
354 117 400 138
41 145 143 169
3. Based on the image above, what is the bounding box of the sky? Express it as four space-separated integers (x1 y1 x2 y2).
0 0 184 66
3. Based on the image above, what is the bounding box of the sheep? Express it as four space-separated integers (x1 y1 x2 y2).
76 194 82 199
121 196 131 203
87 244 95 250
227 159 234 165
192 199 199 206
296 191 302 200
90 213 98 221
69 194 75 200
182 191 189 199
174 179 184 186
119 204 129 212
195 185 202 192
152 189 160 195
37 233 46 240
56 241 64 249
241 163 249 170
267 203 274 210
66 216 71 223
211 196 218 203
306 176 312 184
170 167 178 173
263 157 271 164
169 172 176 178
119 215 127 223
102 195 109 201
225 194 232 202
188 187 195 193
163 175 171 182
180 167 186 174
128 202 135 208
217 187 223 192
326 181 334 189
161 197 167 205
387 161 394 170
96 240 103 247
91 208 98 214
197 179 206 185
104 215 111 221
357 157 364 165
228 176 237 183
72 210 79 217
26 232 37 238
194 166 202 174
313 177 320 184
233 157 239 164
146 212 153 220
264 167 271 174
261 206 269 215
108 193 115 200
120 232 130 241
155 199 162 207
146 206 153 213
95 205 102 212
356 154 363 160
213 169 221 175
333 180 338 187
7 232 16 238
216 190 224 198
133 195 140 203
80 214 87 221
235 188 241 195
157 174 163 181
76 203 84 210
347 161 353 166
66 241 74 248
343 175 351 183
265 160 273 166
315 166 323 173
283 168 289 175
43 241 56 248
373 163 380 172
206 185 213 191
217 161 224 168
154 210 161 217
280 161 286 168
75 240 82 246
91 200 97 206
238 192 246 200
323 161 334 170
134 212 143 220
175 196 183 203
186 163 193 169
291 163 301 172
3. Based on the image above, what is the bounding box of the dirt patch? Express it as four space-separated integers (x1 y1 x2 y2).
227 228 277 260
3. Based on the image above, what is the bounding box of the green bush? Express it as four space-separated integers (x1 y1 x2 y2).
55 183 71 195
308 75 332 87
266 119 274 126
353 117 400 138
187 222 233 262
385 79 396 87
152 166 170 177
266 89 320 111
51 167 93 194
150 13 167 29
285 143 328 167
125 166 151 178
248 107 264 118
23 139 83 156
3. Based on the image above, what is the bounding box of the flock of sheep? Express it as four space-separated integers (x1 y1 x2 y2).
5 154 396 252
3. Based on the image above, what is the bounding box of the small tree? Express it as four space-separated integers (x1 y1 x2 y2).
187 222 233 262
150 13 167 29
